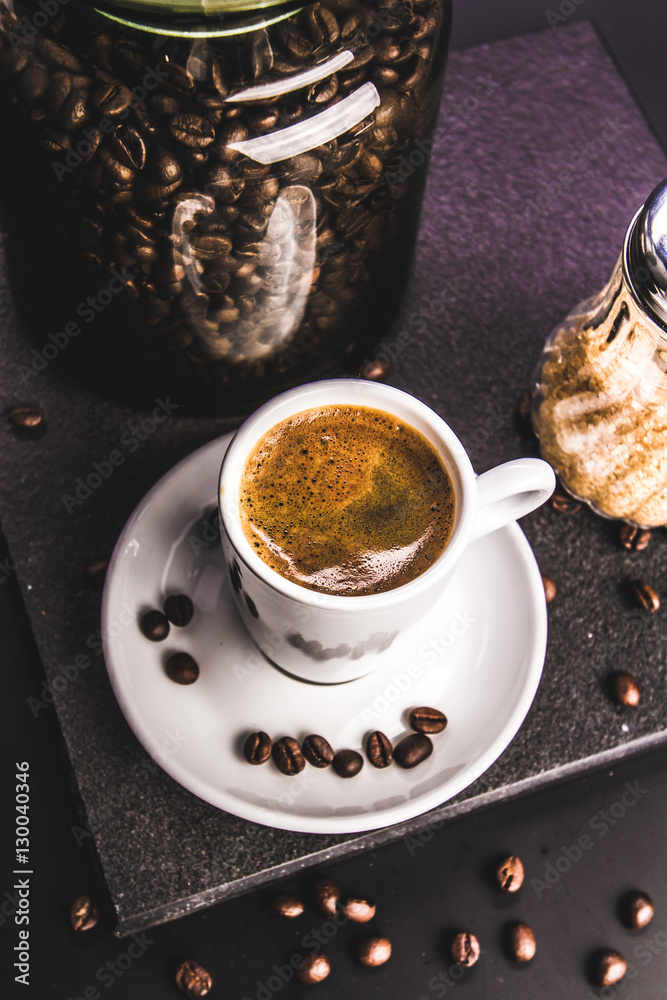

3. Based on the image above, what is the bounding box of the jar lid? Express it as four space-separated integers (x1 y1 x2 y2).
627 177 667 329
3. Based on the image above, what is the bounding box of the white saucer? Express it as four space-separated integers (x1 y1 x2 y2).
102 434 547 835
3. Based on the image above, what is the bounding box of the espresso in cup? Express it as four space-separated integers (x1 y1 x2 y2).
239 405 455 596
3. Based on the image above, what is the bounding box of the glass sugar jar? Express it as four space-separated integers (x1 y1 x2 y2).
532 178 667 527
0 0 452 413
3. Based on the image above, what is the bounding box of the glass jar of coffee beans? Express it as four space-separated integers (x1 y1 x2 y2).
0 0 452 413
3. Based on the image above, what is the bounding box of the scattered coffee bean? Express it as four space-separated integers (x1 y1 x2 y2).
269 893 304 918
175 959 212 997
139 609 170 641
409 707 447 734
610 672 640 707
296 954 330 984
164 594 194 627
165 652 199 685
551 487 582 514
623 890 654 929
84 558 108 590
496 855 524 892
366 731 393 768
394 733 433 769
332 749 364 778
9 403 44 429
359 357 391 380
619 524 651 551
516 390 533 435
358 936 392 967
70 895 99 932
630 579 660 613
243 731 272 765
507 922 536 962
594 950 627 987
313 876 341 917
451 931 480 967
541 574 557 604
273 737 305 775
341 897 376 922
302 734 334 768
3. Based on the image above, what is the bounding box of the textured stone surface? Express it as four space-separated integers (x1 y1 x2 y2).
0 22 666 937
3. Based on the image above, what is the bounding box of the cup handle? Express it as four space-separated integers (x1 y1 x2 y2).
470 458 556 542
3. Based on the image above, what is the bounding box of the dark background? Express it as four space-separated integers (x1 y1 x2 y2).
2 1 667 998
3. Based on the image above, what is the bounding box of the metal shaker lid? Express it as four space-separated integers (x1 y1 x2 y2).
626 177 667 329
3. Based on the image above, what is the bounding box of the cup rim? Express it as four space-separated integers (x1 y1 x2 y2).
218 379 477 609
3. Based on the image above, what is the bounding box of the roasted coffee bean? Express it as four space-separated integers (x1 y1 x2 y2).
99 145 134 185
507 922 536 962
609 671 640 707
60 89 89 131
165 652 199 685
394 733 433 769
0 46 29 79
409 706 447 734
84 558 108 590
623 890 654 929
551 487 581 514
281 23 311 60
541 573 557 604
273 737 305 775
341 897 375 922
269 893 304 917
302 734 334 768
163 594 194 627
162 60 196 97
594 950 627 987
175 959 212 997
313 876 341 917
170 113 215 149
93 80 132 118
332 749 363 778
619 524 651 551
516 390 533 434
452 931 480 967
307 75 339 104
496 855 524 892
358 936 392 967
112 124 146 171
16 64 49 102
630 579 660 612
36 36 83 72
366 731 393 768
296 954 330 984
243 731 272 765
114 39 144 74
191 234 233 260
139 609 169 641
149 146 184 186
70 895 99 932
9 403 44 429
149 92 180 116
358 357 391 380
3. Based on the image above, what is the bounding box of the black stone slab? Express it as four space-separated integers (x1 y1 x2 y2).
1 21 666 937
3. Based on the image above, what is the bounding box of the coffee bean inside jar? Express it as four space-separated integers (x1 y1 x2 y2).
0 0 452 414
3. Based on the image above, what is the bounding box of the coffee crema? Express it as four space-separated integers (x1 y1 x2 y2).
238 405 455 596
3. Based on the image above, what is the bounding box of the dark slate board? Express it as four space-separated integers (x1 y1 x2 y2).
1 21 666 937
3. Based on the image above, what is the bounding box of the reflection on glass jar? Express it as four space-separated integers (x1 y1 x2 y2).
0 0 452 412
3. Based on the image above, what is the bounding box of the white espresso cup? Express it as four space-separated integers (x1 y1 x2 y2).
218 379 555 683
